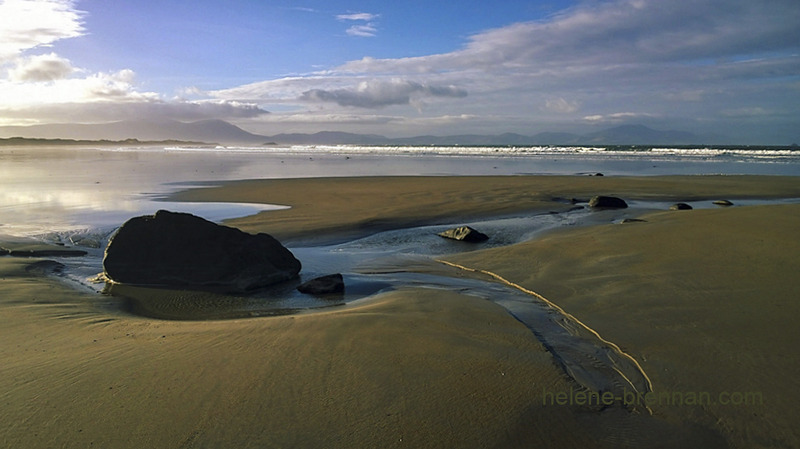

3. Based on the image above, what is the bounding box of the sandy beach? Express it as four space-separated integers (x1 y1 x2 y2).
3 174 800 448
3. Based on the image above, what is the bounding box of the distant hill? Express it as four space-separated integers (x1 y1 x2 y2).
0 137 211 146
0 119 267 144
264 125 708 145
0 120 716 146
268 131 391 145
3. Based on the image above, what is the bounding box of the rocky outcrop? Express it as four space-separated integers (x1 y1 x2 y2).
103 210 301 292
297 274 345 295
588 196 628 209
670 203 693 210
437 226 489 243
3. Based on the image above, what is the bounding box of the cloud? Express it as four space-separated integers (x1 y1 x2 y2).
299 79 467 108
583 112 658 123
336 13 379 21
337 0 799 76
345 24 378 38
7 52 75 82
336 11 379 37
1 63 268 123
0 0 85 61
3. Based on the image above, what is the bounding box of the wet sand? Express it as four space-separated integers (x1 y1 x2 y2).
2 175 800 448
171 174 800 243
444 203 800 448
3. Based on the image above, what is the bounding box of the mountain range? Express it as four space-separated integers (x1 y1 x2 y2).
0 119 720 146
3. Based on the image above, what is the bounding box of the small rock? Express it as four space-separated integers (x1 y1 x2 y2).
437 226 489 242
670 203 693 210
588 196 628 209
621 218 648 223
713 200 734 206
297 274 344 295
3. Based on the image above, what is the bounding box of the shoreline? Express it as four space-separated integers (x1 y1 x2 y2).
170 174 800 243
3 174 800 448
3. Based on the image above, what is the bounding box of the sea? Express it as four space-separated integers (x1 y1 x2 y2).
2 143 799 238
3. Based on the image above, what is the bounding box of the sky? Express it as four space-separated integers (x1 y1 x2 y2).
0 0 799 143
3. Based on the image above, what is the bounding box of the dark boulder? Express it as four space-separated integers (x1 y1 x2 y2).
103 210 301 292
670 203 693 210
588 196 628 209
297 274 345 295
437 226 489 243
713 200 734 206
621 218 648 224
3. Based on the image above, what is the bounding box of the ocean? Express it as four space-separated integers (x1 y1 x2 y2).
2 143 799 238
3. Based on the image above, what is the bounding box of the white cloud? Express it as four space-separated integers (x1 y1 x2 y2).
336 11 379 37
0 0 266 126
583 112 657 123
0 65 268 123
345 24 378 38
0 0 85 61
336 0 800 75
336 13 379 22
7 52 75 82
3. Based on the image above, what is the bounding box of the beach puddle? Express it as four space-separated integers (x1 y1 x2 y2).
104 274 392 320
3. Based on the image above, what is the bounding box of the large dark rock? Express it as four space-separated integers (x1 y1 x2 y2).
670 203 693 210
588 196 628 209
297 273 345 295
103 210 301 291
437 226 489 243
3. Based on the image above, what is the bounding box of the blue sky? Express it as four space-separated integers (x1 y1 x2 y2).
1 0 798 143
